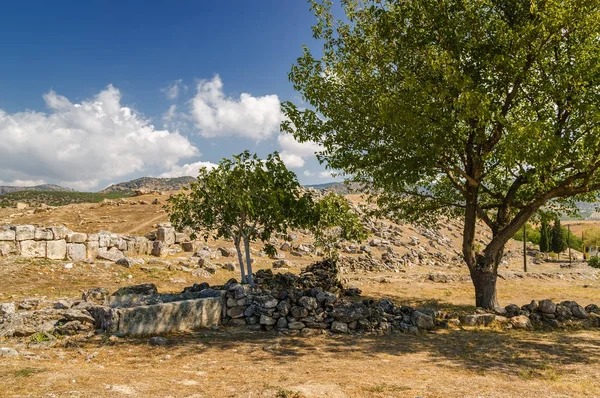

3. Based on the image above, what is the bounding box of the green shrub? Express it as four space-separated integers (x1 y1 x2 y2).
588 256 600 268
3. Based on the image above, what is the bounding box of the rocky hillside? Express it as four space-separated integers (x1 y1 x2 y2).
0 184 74 195
99 177 196 194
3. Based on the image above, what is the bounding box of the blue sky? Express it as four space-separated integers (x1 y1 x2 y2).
0 0 337 190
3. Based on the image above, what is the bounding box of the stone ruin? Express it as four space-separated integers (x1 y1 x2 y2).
1 259 599 340
0 223 191 262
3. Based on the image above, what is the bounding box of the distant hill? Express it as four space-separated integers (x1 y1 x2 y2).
304 181 366 195
100 176 196 194
0 191 130 207
0 184 75 195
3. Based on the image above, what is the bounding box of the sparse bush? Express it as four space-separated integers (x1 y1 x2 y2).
588 256 600 268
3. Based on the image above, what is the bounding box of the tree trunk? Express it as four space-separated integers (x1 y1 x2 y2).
469 251 503 309
244 237 255 286
234 240 247 284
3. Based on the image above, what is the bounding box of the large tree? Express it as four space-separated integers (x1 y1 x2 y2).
282 0 600 308
168 151 309 286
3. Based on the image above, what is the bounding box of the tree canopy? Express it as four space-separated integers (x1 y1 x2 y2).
167 151 308 285
283 0 600 308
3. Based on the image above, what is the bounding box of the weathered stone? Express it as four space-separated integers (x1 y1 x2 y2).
411 311 435 330
218 247 236 257
222 262 237 271
151 241 168 257
510 315 533 330
62 309 95 324
53 300 72 310
0 303 16 316
82 288 109 304
149 336 168 346
331 302 369 323
377 299 395 314
181 242 198 252
272 259 292 268
227 307 245 319
66 233 87 243
331 321 348 333
97 247 125 262
157 226 176 245
116 257 145 268
288 321 305 330
0 228 16 241
226 297 238 307
316 291 337 307
46 240 67 260
538 299 556 314
276 317 288 329
19 240 46 258
34 228 53 241
67 243 87 261
113 284 158 296
174 232 189 244
461 313 496 326
585 304 599 314
571 305 588 319
556 305 572 320
260 315 276 325
98 233 111 248
50 226 73 240
0 347 19 357
0 241 19 256
299 296 318 311
291 306 309 319
192 269 212 278
277 301 291 316
110 296 223 336
86 241 99 259
14 225 35 241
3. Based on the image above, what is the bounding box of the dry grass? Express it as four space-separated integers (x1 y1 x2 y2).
1 328 599 397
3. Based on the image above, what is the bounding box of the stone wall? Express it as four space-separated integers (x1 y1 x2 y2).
0 223 189 262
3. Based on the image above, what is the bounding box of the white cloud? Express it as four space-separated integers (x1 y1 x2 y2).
0 85 198 190
303 170 335 179
159 161 218 178
280 152 306 168
162 79 186 100
277 133 323 169
163 104 177 122
190 75 283 140
0 179 46 187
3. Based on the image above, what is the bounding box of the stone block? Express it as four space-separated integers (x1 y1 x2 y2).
98 233 111 248
34 228 53 241
0 228 16 241
46 240 67 260
113 296 223 336
50 226 72 240
157 227 176 245
67 243 87 261
97 247 125 262
66 233 87 243
14 225 35 241
181 241 199 252
20 240 46 258
0 241 19 256
151 241 168 257
174 232 189 244
86 241 99 259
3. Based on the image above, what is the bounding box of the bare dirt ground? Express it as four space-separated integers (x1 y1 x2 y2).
1 197 600 397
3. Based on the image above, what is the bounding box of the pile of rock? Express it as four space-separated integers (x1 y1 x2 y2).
483 299 600 329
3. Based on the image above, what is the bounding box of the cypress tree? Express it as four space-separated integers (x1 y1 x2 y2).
539 220 550 253
551 218 567 257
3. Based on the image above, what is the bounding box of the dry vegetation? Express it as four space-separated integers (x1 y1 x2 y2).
1 195 600 397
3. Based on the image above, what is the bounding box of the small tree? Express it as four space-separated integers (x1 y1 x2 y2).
308 191 368 258
168 151 307 286
551 218 567 259
539 220 551 253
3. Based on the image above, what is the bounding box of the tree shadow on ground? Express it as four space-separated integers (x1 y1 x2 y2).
80 325 600 378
